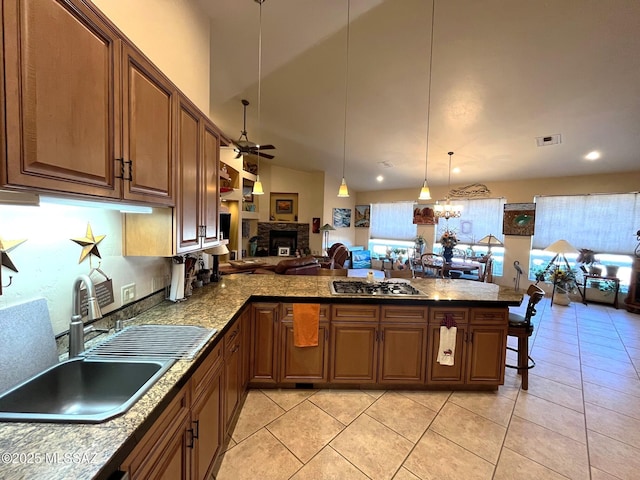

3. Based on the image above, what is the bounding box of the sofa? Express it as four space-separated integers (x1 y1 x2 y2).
254 255 320 275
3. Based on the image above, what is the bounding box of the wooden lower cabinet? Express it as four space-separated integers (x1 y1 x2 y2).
330 322 379 383
240 307 252 389
224 319 242 431
191 364 223 480
379 323 427 383
280 321 330 383
250 303 279 384
427 323 468 384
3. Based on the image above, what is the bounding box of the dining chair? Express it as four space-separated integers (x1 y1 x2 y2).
420 253 444 278
505 284 545 390
385 269 414 279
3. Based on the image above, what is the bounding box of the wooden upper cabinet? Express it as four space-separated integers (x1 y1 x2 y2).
199 120 220 248
121 42 175 205
2 0 121 197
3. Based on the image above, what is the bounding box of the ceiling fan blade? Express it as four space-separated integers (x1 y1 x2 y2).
256 151 275 160
255 144 275 150
235 151 242 159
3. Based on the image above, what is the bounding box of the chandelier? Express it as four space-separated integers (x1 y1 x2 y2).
434 151 463 219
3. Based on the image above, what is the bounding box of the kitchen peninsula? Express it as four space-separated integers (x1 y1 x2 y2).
0 276 522 480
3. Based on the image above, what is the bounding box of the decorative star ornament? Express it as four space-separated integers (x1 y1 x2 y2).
71 223 106 263
0 237 27 272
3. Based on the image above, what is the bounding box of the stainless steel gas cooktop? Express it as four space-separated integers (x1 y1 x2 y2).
330 280 424 296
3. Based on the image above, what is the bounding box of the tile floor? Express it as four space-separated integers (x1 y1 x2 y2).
214 297 640 480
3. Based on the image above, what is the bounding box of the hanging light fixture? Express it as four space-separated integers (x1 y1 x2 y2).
337 0 351 198
434 151 463 219
418 0 436 201
252 0 266 195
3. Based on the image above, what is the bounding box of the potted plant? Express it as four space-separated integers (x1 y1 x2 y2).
439 231 458 263
414 234 426 255
577 248 602 276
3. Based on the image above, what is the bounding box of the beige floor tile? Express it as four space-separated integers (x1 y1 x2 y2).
585 402 640 450
625 345 640 361
290 446 369 480
524 374 584 413
403 430 495 480
365 391 436 442
528 360 583 388
581 365 640 397
330 414 413 480
361 388 386 399
397 390 451 412
580 341 631 362
580 334 626 351
392 467 420 480
591 466 625 480
266 400 344 463
215 429 303 480
261 388 318 411
579 351 638 378
536 328 579 344
583 382 640 421
531 345 582 370
231 390 285 442
533 336 580 356
578 325 621 340
430 402 506 464
449 391 515 427
494 447 570 480
588 429 640 480
497 385 520 400
505 416 589 480
309 389 375 425
514 391 586 443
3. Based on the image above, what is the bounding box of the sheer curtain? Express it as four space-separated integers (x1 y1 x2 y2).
370 202 416 241
439 198 505 244
533 193 640 254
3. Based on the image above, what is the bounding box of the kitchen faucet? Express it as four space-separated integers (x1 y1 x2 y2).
68 274 103 357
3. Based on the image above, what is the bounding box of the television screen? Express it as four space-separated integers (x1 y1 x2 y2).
219 213 231 240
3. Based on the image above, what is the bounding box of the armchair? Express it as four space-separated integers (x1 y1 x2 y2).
320 243 349 269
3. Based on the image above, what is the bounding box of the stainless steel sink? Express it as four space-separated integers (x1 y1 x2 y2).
0 357 174 423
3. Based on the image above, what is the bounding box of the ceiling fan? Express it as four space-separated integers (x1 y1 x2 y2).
232 99 276 159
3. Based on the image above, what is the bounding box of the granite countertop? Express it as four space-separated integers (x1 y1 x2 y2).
0 275 522 480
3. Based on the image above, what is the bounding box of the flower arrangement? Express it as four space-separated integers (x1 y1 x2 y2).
440 231 458 249
547 268 577 289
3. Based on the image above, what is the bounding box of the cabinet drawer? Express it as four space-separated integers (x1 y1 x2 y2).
281 304 330 322
428 307 468 325
470 308 507 325
331 304 380 322
380 305 428 323
191 340 223 401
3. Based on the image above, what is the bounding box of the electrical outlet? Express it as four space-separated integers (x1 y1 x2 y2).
121 283 136 304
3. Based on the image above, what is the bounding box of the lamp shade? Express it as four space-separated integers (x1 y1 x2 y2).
477 234 504 247
319 223 335 232
544 239 578 255
204 244 229 256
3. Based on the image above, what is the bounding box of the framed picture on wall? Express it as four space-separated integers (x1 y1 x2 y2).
503 203 536 236
278 247 290 257
312 217 320 233
333 208 351 228
354 205 370 227
275 199 293 214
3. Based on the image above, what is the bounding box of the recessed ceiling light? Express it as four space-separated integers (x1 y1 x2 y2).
585 151 600 161
452 167 460 174
376 175 384 182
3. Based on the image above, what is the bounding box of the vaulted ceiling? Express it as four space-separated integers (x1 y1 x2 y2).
200 0 640 193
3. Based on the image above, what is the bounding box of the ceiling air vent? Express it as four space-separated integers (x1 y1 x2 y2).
378 161 394 168
536 134 562 147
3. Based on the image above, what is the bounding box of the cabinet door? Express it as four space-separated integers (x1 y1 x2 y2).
122 42 175 205
191 365 223 480
240 307 252 390
466 325 506 384
200 120 220 248
144 415 191 480
2 0 121 197
176 96 201 253
224 326 242 430
379 324 426 383
426 324 467 385
250 303 279 384
330 322 378 383
280 321 329 383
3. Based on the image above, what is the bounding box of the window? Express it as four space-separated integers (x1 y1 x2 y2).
530 193 640 288
368 202 416 259
434 198 506 275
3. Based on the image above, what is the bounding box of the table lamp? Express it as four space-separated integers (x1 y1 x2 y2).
319 223 335 256
477 234 504 253
204 244 229 282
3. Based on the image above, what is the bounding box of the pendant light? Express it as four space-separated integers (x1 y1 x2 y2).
418 0 436 201
252 0 265 195
337 0 351 198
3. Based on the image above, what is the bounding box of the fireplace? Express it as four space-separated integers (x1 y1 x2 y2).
269 230 297 256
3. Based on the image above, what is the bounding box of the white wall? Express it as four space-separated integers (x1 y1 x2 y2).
323 172 356 250
0 204 170 335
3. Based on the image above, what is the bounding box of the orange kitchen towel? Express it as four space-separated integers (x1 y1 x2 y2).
293 303 320 347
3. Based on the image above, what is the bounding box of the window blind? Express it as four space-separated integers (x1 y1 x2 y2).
370 202 416 241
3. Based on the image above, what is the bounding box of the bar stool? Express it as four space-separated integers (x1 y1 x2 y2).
506 284 545 390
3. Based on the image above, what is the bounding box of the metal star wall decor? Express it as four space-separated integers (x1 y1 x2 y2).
71 223 106 263
0 236 27 272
